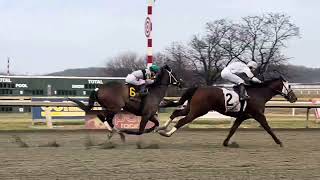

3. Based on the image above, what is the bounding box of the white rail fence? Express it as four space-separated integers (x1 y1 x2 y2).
1 100 320 128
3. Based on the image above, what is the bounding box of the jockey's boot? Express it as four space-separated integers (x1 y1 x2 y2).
239 83 250 101
139 85 148 96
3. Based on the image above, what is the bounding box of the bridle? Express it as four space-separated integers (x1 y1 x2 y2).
271 81 294 101
152 66 182 88
165 69 180 86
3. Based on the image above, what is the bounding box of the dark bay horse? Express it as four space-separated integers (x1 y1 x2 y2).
69 65 182 136
158 77 297 147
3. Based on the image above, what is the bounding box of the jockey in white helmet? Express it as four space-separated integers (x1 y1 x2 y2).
221 61 262 100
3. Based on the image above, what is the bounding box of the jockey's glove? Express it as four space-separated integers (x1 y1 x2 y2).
145 79 155 85
251 77 262 83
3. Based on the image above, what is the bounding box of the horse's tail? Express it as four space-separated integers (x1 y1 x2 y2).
68 98 90 112
68 90 97 112
162 86 198 107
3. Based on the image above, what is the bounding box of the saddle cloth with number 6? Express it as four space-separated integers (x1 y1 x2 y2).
221 88 247 113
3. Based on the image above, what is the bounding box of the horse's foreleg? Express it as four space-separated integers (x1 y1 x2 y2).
144 115 160 133
253 113 283 147
136 114 151 135
157 105 190 132
223 116 247 146
120 113 151 135
158 113 197 137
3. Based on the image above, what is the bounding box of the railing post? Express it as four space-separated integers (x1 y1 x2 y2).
292 108 295 116
305 108 310 128
45 106 53 129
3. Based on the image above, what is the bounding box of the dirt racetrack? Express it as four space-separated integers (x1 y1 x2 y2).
0 129 320 180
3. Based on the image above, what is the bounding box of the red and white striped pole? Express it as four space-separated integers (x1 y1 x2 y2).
145 0 154 68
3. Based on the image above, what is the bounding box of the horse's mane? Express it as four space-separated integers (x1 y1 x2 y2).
147 66 168 87
246 77 283 88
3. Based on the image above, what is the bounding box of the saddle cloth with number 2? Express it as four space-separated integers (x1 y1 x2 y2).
221 88 247 113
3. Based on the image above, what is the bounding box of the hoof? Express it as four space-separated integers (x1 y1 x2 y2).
158 130 171 137
279 142 284 147
107 132 113 140
223 141 228 147
229 141 240 148
119 132 126 143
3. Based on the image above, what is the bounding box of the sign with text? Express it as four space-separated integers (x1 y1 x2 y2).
32 97 89 122
113 112 155 130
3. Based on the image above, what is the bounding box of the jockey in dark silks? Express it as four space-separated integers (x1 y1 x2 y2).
125 64 160 95
221 61 262 100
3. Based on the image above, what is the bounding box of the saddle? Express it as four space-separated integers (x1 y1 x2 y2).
221 85 247 113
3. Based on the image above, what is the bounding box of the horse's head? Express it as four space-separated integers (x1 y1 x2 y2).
271 76 297 103
155 64 183 88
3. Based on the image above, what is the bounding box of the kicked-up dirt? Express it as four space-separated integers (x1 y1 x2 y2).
0 129 320 180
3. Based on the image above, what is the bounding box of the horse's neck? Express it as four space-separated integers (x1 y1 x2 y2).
248 86 277 103
149 85 168 99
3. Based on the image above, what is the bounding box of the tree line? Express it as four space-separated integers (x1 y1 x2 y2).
104 13 300 86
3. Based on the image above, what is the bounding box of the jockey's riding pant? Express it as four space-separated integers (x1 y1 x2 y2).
221 69 245 85
221 62 255 85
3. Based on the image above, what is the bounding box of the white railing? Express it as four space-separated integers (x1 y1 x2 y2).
1 100 320 128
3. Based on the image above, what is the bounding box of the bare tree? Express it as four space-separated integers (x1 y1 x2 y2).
163 42 199 85
165 13 299 85
105 52 146 76
218 22 251 64
241 13 300 74
152 52 167 67
105 13 299 85
182 20 239 85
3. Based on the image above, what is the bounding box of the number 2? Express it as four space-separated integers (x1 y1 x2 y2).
226 93 233 106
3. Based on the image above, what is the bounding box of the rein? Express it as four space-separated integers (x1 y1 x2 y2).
267 81 292 100
166 69 179 85
154 69 180 86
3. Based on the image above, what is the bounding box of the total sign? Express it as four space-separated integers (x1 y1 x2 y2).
88 80 103 84
0 78 11 83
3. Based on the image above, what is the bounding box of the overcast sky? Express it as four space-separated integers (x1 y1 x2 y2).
0 0 319 75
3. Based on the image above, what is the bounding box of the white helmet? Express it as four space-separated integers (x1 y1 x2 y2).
247 61 258 70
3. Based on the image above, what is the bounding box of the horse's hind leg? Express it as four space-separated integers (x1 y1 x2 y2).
253 113 283 147
98 111 126 142
223 115 249 147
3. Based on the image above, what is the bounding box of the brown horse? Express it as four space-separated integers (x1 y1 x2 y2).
158 77 297 147
69 65 182 136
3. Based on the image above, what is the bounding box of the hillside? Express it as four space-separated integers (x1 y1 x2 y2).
286 65 320 83
46 67 108 77
45 65 320 83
